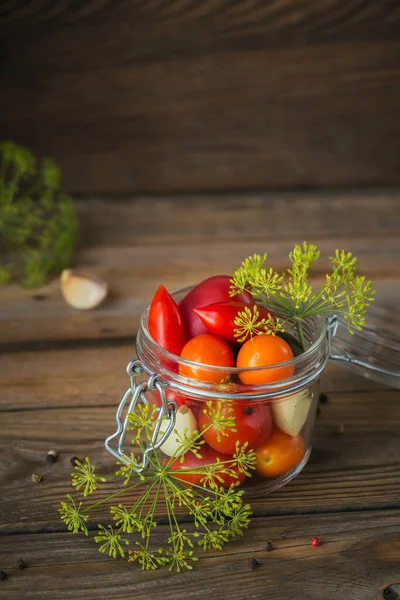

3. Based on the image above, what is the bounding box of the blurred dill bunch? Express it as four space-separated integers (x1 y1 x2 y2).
0 141 78 287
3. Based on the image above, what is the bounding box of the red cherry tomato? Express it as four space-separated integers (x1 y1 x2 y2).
148 285 186 355
179 334 234 383
150 388 201 420
193 302 274 344
167 446 246 488
237 334 295 385
165 389 191 409
255 427 305 478
179 275 254 338
199 401 273 455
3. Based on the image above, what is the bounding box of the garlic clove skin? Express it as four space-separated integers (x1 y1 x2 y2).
60 269 108 310
158 405 198 457
271 390 313 437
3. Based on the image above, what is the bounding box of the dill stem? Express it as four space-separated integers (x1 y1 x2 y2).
83 477 155 512
163 481 177 550
295 320 306 350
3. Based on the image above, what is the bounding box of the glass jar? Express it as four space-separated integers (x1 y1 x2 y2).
330 304 400 389
106 286 334 498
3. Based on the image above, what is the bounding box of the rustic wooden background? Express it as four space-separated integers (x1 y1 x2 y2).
1 0 400 194
1 190 399 347
1 193 400 600
1 3 400 597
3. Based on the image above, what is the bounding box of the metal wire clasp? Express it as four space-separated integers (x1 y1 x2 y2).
104 359 177 472
327 314 359 366
327 314 399 379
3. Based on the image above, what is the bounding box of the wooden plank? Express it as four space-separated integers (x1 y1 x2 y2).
1 390 399 532
1 2 400 192
0 266 397 347
0 347 385 411
75 192 400 247
1 192 399 345
0 344 134 410
1 510 400 600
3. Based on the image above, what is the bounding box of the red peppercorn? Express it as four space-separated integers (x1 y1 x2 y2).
311 537 321 547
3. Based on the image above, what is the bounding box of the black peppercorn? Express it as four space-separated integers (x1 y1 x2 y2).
262 541 273 551
243 406 253 416
319 392 329 405
16 559 26 570
247 558 259 570
0 571 7 581
383 585 400 600
70 456 80 467
47 450 58 464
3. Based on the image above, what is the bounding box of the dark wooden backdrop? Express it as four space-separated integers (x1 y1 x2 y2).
1 0 400 194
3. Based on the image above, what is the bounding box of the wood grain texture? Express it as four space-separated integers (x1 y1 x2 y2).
0 345 385 411
1 2 400 192
1 382 400 532
0 192 399 599
1 191 399 346
1 510 400 600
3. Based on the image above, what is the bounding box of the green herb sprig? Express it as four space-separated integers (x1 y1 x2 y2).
230 242 375 349
0 141 78 287
60 401 255 571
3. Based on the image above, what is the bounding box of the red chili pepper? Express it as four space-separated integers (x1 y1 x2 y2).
148 285 186 355
193 301 274 343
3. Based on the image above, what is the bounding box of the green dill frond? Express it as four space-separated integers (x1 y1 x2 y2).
71 457 106 497
129 544 168 570
188 497 212 527
230 241 375 348
59 494 89 536
0 141 78 287
94 525 129 558
170 428 204 462
111 504 136 533
198 528 231 551
230 253 269 296
115 453 142 485
233 305 285 342
168 528 196 550
225 503 253 536
61 401 257 571
232 442 257 476
164 548 199 572
201 401 237 443
127 402 158 443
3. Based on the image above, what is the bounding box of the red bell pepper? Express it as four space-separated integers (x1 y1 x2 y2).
148 285 186 355
193 301 274 343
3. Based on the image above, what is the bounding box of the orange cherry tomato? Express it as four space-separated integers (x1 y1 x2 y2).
179 334 234 384
236 334 295 385
255 427 305 478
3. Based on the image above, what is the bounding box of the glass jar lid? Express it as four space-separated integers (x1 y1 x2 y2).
329 305 400 389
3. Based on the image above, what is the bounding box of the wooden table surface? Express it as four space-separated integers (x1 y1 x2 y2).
1 192 400 600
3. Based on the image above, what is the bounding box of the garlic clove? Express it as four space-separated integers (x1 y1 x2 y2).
158 405 198 457
60 269 108 310
271 390 313 437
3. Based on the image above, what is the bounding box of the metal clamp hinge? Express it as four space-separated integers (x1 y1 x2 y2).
104 359 177 472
